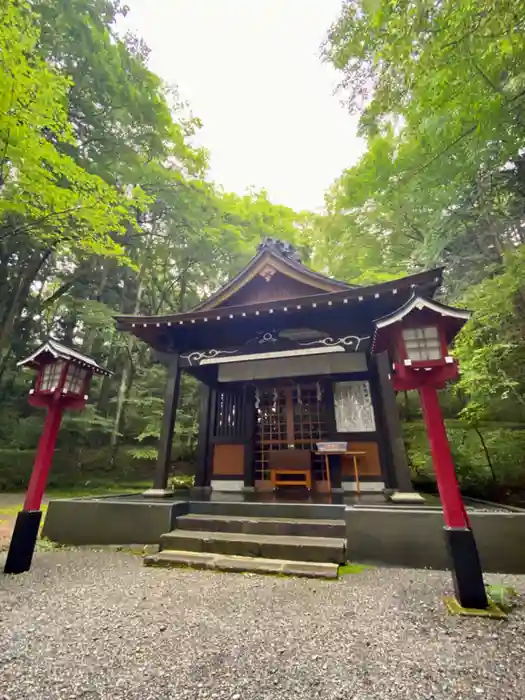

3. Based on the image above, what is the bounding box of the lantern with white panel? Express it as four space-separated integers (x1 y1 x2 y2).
373 296 469 391
4 339 111 575
371 296 489 612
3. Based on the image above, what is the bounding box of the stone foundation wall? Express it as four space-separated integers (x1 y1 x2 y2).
345 507 525 573
42 499 189 545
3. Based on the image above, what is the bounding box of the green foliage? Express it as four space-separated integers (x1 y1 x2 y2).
0 0 319 492
338 563 370 576
169 474 194 490
405 421 525 492
0 444 159 490
0 0 137 255
486 584 518 612
2 0 525 501
318 0 525 499
454 248 525 423
322 0 525 291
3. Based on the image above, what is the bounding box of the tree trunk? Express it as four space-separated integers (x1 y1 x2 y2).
83 258 113 355
109 215 157 461
0 248 52 382
178 268 188 311
474 424 497 483
109 356 133 452
96 344 116 415
109 272 144 458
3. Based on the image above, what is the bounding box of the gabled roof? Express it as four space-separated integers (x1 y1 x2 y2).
18 339 112 375
115 267 444 351
191 238 356 311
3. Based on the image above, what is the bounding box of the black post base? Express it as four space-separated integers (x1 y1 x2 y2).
4 510 42 575
444 526 489 609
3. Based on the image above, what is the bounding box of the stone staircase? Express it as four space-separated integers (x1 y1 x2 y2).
144 501 347 579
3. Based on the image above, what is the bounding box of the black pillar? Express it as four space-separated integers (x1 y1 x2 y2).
322 381 342 490
195 383 212 487
152 353 181 491
243 386 256 488
375 351 413 492
445 527 489 609
4 510 42 575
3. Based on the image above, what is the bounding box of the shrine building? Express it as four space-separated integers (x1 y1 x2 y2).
116 238 443 498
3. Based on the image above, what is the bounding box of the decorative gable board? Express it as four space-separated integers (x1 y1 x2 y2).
217 269 335 308
195 250 351 312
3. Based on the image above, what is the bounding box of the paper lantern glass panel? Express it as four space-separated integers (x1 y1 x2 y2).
40 361 65 392
64 365 88 395
402 326 442 361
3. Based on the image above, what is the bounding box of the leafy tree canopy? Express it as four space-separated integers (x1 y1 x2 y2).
0 0 141 256
321 0 525 289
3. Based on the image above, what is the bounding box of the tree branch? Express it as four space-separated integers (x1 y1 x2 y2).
400 125 478 185
41 280 75 308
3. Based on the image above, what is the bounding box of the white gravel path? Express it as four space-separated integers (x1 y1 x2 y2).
1 550 524 700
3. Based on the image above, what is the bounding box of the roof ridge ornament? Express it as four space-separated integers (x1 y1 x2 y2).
257 237 302 263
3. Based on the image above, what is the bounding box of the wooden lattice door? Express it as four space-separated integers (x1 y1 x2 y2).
254 383 326 482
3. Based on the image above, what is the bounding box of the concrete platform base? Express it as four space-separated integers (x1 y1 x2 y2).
42 492 525 574
144 550 340 579
345 506 525 573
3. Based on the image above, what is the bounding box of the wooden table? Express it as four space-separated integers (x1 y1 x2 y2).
314 451 367 494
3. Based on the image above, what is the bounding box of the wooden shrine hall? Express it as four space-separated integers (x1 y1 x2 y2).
116 238 443 498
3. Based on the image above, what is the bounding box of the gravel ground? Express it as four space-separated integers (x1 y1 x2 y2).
1 551 524 700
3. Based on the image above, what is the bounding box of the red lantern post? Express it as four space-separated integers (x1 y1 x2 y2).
4 340 111 575
372 296 488 610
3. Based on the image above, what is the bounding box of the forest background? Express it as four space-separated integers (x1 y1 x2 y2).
2 0 525 502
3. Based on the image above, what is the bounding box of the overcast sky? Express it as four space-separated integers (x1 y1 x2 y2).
120 0 364 212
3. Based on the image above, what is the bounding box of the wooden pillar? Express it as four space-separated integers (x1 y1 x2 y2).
146 353 181 495
374 351 413 492
195 383 212 487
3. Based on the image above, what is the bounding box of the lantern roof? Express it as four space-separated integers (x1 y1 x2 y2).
17 339 112 376
371 295 471 353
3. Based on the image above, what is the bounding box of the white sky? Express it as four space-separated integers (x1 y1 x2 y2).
120 0 364 212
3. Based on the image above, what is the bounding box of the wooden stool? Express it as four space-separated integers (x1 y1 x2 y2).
268 449 312 491
269 468 312 490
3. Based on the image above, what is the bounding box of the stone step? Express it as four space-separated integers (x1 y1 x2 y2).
188 500 345 520
159 530 346 564
175 514 346 538
144 550 339 579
